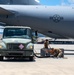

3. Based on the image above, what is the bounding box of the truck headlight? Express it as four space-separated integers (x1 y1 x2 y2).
0 45 3 49
30 45 33 49
27 45 33 49
26 43 34 49
28 46 33 49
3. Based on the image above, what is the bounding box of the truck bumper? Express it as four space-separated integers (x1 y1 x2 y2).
0 49 34 57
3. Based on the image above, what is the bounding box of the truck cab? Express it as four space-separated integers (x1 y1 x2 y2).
0 26 34 61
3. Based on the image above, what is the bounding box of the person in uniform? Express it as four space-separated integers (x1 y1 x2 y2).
49 48 63 58
44 39 49 49
43 39 51 56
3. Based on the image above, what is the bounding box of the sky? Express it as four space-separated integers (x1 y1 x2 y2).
40 0 62 5
38 0 74 6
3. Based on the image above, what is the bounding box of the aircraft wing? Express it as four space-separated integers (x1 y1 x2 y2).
0 7 14 15
38 31 67 39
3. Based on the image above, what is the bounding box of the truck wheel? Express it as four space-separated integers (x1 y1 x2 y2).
0 56 3 61
29 57 34 61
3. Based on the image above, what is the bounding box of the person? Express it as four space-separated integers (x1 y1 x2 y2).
49 48 63 58
43 39 51 56
44 39 49 49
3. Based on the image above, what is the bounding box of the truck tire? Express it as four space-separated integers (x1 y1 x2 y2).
0 56 3 61
29 57 34 61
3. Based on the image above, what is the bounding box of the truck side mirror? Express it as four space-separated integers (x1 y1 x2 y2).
32 30 38 43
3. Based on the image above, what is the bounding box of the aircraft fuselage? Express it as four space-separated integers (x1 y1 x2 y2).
0 5 74 38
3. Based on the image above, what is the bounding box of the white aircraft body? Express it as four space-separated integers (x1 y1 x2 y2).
0 4 74 38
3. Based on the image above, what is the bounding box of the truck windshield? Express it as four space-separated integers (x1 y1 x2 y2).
3 28 31 39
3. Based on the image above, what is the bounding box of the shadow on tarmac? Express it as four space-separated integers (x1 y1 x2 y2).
0 58 36 62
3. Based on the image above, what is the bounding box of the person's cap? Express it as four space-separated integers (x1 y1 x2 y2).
45 39 48 41
51 48 54 50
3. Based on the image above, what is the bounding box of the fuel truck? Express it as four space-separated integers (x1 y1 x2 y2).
0 26 34 61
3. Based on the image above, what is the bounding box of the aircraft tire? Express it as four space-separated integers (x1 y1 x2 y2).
29 57 34 61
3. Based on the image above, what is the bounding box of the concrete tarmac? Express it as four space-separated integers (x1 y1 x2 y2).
0 56 74 75
0 44 74 75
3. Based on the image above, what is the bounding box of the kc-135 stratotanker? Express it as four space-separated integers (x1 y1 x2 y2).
0 0 74 38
